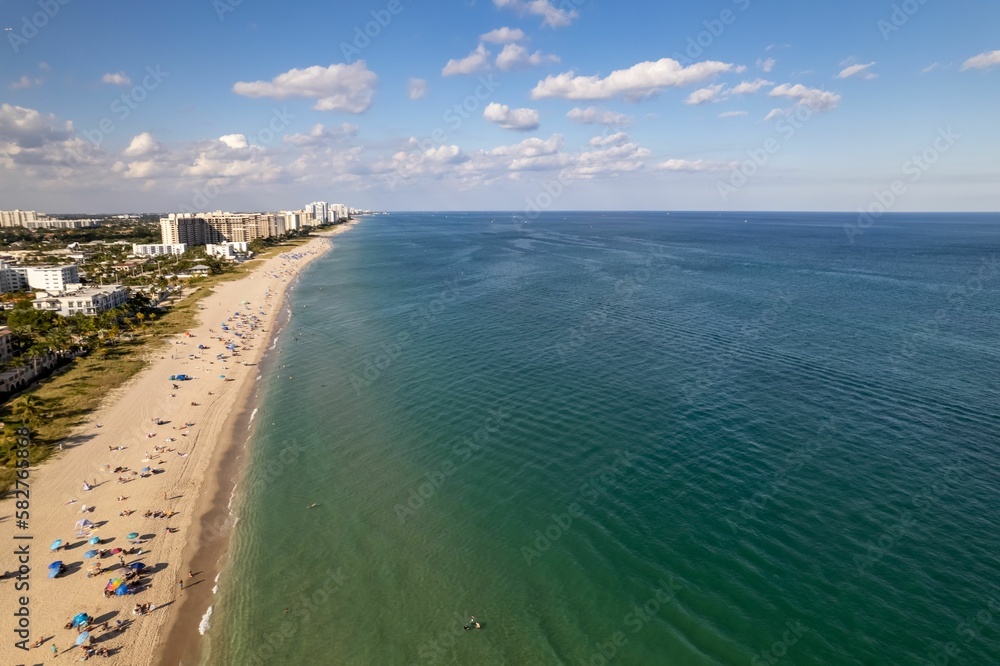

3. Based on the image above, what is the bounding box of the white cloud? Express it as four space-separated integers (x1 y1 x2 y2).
588 132 629 148
718 110 748 118
480 27 526 43
762 108 787 122
408 78 427 100
961 50 1000 71
657 158 738 172
102 72 131 86
685 84 724 105
769 83 841 111
838 62 877 79
493 0 578 28
757 57 776 73
442 44 491 76
219 134 250 150
483 102 541 131
38 62 51 72
730 78 773 95
565 106 631 126
123 132 163 157
0 104 73 148
531 58 737 101
496 43 559 71
10 75 42 89
233 62 377 113
921 62 943 74
283 122 359 147
685 79 772 105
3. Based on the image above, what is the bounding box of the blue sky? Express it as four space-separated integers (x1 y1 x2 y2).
1 0 997 213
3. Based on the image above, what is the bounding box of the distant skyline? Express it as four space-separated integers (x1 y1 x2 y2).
1 0 998 213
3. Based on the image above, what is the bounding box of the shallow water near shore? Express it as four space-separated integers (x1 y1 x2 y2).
203 212 1000 665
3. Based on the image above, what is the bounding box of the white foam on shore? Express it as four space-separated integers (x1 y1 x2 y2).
198 605 213 635
248 408 258 425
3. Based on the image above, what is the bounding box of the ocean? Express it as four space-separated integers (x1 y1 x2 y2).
201 212 1000 665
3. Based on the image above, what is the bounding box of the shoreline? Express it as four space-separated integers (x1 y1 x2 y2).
153 256 304 666
0 221 357 666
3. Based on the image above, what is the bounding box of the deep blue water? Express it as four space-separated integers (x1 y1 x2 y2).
206 212 1000 665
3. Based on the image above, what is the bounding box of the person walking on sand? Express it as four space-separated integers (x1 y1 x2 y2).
178 579 184 591
50 643 57 656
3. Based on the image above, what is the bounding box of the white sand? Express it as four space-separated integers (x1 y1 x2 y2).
0 222 356 664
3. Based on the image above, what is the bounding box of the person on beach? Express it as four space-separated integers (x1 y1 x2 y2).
178 579 184 591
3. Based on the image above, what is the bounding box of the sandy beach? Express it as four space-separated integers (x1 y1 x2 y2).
0 221 356 665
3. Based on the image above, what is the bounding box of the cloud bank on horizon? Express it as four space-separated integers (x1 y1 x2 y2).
1 0 998 212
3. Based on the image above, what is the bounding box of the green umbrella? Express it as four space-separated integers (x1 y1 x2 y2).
127 532 139 540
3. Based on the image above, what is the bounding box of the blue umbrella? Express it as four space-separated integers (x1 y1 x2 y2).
115 584 129 596
141 467 151 473
75 631 90 646
84 550 98 559
72 612 89 627
48 561 63 578
129 562 145 571
50 539 63 551
88 536 100 545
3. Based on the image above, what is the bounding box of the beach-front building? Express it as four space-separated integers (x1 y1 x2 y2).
188 265 211 276
16 265 81 293
31 285 129 316
132 243 187 257
206 242 248 260
0 325 14 363
0 210 39 227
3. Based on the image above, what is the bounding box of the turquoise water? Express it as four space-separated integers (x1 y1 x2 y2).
205 212 1000 665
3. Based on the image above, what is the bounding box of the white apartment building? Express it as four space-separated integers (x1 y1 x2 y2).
132 243 187 257
32 285 129 316
306 202 329 223
23 219 101 230
206 242 249 260
17 265 80 293
0 260 29 293
0 210 38 227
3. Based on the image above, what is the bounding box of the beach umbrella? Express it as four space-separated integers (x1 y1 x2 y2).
50 539 63 551
48 561 63 578
115 584 129 596
72 612 89 627
111 548 122 554
141 467 151 473
129 562 145 571
84 550 98 559
127 532 139 539
75 632 90 646
89 536 100 545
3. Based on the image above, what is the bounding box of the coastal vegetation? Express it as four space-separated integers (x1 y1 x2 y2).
0 232 316 493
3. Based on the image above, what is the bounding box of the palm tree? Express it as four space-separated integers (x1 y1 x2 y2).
11 394 42 428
